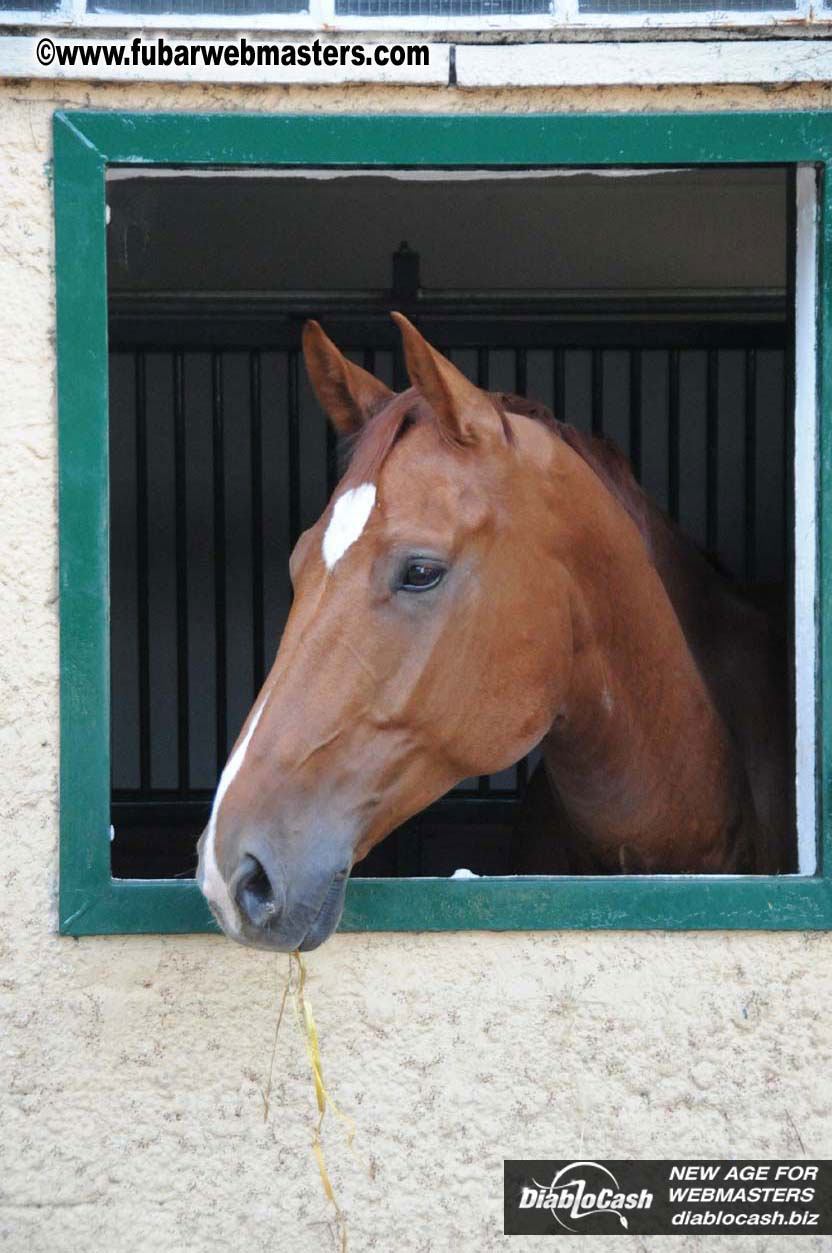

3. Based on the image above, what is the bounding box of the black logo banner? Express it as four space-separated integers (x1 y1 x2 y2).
504 1160 832 1235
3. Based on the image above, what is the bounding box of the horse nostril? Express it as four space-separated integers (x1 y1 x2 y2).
235 854 280 929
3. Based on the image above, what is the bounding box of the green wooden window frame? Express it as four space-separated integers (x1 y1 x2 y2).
56 109 832 936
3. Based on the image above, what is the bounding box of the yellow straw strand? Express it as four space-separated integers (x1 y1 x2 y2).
291 952 370 1174
264 949 373 1253
261 958 291 1123
291 951 349 1251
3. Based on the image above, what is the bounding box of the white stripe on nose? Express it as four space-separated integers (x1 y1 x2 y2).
199 695 269 935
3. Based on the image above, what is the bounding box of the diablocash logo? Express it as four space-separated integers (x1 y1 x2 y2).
519 1161 654 1233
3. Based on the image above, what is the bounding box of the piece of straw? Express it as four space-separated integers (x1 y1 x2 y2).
261 967 290 1123
262 950 369 1253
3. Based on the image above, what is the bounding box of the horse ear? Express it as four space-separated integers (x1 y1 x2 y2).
302 320 393 435
391 311 503 447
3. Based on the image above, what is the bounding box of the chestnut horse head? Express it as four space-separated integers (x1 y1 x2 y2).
196 314 576 949
197 315 792 945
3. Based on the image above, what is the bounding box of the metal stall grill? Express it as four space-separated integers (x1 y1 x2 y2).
108 297 789 879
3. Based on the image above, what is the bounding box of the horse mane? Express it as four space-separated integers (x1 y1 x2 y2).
493 392 652 552
495 395 740 584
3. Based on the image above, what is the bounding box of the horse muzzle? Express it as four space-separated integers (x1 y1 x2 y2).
197 837 350 952
233 853 350 951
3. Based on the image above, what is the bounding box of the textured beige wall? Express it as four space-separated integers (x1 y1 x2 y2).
2 78 832 1253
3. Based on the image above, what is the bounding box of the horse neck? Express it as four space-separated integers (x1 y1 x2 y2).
537 433 754 874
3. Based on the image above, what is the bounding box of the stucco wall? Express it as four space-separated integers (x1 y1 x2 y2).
2 79 832 1253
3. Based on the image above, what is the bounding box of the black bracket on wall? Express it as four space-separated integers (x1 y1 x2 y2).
391 240 421 306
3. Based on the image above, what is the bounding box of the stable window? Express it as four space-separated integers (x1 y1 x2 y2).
107 166 794 882
56 111 832 935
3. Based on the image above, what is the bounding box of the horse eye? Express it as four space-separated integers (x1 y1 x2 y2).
400 560 445 592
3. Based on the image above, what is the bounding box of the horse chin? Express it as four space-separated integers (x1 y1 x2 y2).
297 870 350 951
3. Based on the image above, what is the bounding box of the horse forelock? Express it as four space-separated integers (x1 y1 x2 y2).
338 384 651 555
341 388 428 485
342 386 516 486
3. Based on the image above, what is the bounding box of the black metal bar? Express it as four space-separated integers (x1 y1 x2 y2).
173 350 190 793
393 823 424 877
111 316 788 354
591 348 604 436
113 797 213 821
514 347 527 397
112 789 519 818
134 351 151 793
250 351 265 696
287 350 301 548
744 348 757 581
706 349 719 555
629 349 642 482
212 351 227 773
109 290 789 350
554 348 565 421
668 349 680 522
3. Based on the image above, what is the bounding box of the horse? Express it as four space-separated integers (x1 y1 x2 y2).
196 313 793 950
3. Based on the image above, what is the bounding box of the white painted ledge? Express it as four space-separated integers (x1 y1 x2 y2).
3 33 830 86
456 39 832 86
0 34 447 84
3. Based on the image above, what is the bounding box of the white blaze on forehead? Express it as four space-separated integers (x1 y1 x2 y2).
199 694 269 935
322 483 376 571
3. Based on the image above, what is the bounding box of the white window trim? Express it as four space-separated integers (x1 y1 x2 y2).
794 163 819 877
455 39 832 85
0 0 825 33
